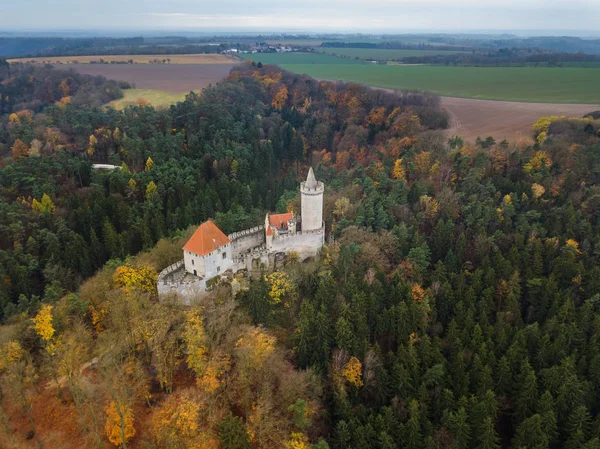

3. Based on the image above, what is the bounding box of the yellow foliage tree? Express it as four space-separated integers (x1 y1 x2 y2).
419 195 440 220
392 158 406 181
524 150 552 174
184 309 208 377
151 393 200 445
8 113 20 126
531 183 546 199
87 134 98 156
565 239 581 255
112 265 158 293
272 85 289 110
365 106 386 127
342 356 363 387
31 193 56 214
31 304 55 344
414 151 432 176
235 328 275 369
285 432 311 449
266 271 293 304
145 181 158 200
127 178 137 192
105 400 136 448
411 284 425 303
145 157 154 171
334 197 350 218
0 341 25 371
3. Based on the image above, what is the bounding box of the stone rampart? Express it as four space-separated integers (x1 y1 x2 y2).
229 225 265 258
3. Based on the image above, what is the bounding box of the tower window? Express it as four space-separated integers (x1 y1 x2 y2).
192 259 195 266
223 252 227 259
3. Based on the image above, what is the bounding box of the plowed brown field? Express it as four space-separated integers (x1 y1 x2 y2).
9 54 234 64
63 63 235 92
441 96 600 143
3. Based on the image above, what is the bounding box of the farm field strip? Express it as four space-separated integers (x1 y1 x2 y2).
60 63 234 93
314 47 470 59
241 52 365 65
8 53 234 64
274 63 600 104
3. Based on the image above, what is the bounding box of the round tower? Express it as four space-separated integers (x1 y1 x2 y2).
300 167 324 231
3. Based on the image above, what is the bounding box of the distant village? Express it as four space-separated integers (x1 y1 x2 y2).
222 44 299 55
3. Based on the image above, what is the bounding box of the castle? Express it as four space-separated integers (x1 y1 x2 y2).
157 168 325 300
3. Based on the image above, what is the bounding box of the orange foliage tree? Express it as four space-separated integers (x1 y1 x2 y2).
272 85 289 110
11 139 28 159
105 400 136 448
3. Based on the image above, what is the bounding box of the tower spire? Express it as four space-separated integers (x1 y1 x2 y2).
305 167 318 189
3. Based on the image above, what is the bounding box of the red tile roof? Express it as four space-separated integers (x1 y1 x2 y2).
269 212 293 230
183 221 231 256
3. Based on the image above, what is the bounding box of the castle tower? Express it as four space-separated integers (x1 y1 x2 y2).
300 167 324 231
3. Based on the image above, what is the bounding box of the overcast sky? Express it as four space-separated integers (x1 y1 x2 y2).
1 0 599 34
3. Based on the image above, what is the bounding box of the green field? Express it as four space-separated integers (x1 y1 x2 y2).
252 56 600 103
241 52 365 65
315 47 470 60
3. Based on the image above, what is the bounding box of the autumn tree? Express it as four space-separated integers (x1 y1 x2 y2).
11 138 28 159
272 85 289 110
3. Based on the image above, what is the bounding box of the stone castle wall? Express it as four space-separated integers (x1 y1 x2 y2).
229 225 265 258
157 260 208 304
269 227 325 260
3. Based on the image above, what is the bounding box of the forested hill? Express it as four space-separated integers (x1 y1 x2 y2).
3 59 600 448
0 62 128 117
0 62 447 319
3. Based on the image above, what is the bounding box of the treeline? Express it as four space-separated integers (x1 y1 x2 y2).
401 49 600 66
0 36 237 58
0 61 447 320
0 62 127 116
320 41 474 52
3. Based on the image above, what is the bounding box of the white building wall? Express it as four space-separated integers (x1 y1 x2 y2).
203 243 234 279
184 243 233 279
184 250 205 277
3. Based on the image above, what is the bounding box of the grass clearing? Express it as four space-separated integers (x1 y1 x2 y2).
314 47 470 60
271 62 600 103
8 54 233 65
108 89 189 109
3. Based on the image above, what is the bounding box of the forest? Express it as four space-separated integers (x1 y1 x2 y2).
1 59 600 449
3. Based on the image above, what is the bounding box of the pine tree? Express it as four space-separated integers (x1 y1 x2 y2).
537 391 558 444
512 414 548 449
442 407 471 449
514 360 538 421
475 417 500 449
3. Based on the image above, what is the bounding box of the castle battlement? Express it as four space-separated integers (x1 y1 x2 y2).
228 225 265 241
